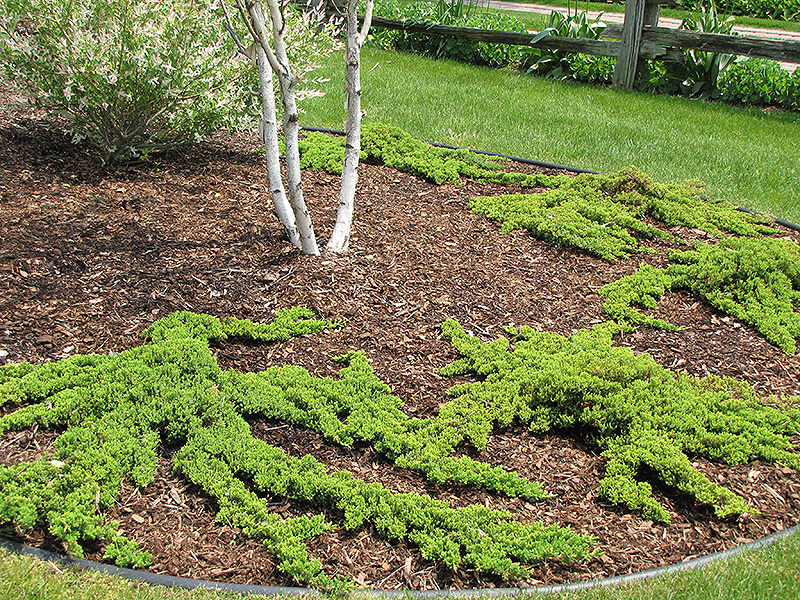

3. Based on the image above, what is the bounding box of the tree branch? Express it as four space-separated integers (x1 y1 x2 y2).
358 0 373 47
220 0 252 60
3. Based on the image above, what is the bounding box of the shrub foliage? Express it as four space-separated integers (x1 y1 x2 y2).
0 308 597 590
470 166 774 261
601 237 800 354
304 124 796 354
300 123 552 187
439 320 800 523
677 0 800 22
0 0 337 161
2 307 798 588
0 309 341 571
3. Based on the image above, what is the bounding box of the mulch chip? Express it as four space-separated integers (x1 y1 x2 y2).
1 87 799 590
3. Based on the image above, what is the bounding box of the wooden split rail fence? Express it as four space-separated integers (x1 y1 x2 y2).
356 0 800 90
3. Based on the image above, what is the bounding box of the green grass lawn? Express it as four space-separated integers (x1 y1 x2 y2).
303 45 800 224
548 529 800 600
0 546 244 600
3 529 800 599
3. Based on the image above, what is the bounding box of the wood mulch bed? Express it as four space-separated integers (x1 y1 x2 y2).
1 88 799 591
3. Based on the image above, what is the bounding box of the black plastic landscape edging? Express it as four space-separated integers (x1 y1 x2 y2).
301 126 800 233
3 524 800 597
736 206 800 233
3 135 799 597
0 536 314 597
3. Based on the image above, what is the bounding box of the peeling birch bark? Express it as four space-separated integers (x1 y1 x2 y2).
247 0 319 255
326 0 373 254
255 38 301 248
221 0 300 248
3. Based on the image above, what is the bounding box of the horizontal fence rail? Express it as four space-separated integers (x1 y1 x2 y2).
636 26 800 62
366 15 683 60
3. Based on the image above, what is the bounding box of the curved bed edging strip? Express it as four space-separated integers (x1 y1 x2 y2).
3 524 799 598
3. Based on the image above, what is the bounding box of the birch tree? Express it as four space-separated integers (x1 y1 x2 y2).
326 0 373 253
241 0 319 255
225 0 372 256
252 9 301 249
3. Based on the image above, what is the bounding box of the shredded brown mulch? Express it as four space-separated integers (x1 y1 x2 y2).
1 87 799 591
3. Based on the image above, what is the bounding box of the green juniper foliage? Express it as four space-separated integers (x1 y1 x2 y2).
0 308 593 590
176 418 590 584
438 320 800 523
2 308 799 586
0 308 340 573
471 166 775 262
226 350 547 498
601 237 800 354
599 262 684 331
299 123 552 187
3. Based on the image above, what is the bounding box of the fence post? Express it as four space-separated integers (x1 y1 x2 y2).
612 0 647 90
644 0 661 25
637 1 662 78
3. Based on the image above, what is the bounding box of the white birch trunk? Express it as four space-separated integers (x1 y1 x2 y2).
255 40 301 249
325 0 373 254
249 0 319 255
221 0 301 248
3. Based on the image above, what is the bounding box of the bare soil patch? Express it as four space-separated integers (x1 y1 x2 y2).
1 91 799 591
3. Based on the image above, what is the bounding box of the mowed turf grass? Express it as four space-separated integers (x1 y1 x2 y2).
2 530 800 599
303 46 800 224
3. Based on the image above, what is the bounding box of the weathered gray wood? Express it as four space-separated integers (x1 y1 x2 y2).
366 15 669 58
613 0 647 90
644 26 800 63
364 14 800 69
643 2 661 25
604 24 625 39
640 41 685 61
365 15 568 45
599 22 799 63
638 1 661 77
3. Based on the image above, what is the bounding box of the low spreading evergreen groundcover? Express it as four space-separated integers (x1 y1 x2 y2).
1 125 799 592
0 309 594 591
2 308 798 591
303 125 800 355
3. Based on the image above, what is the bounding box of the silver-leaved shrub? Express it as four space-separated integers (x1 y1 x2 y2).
0 0 338 161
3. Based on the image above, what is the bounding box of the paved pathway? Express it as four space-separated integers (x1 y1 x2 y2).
488 1 799 72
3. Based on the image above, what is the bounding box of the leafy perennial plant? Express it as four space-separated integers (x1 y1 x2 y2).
524 10 613 83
